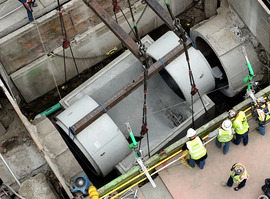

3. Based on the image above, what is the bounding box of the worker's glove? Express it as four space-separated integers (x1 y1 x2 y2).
234 187 239 191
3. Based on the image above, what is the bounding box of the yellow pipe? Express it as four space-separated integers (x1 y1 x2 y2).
102 104 255 198
89 186 99 199
110 177 147 199
100 149 183 198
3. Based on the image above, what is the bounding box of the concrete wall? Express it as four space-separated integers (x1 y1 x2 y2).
227 0 270 54
3 0 193 102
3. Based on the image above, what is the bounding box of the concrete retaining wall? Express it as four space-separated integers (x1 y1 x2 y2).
0 0 193 103
227 0 270 54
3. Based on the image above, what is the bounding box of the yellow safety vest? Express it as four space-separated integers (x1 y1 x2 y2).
232 111 249 135
230 163 249 184
217 128 233 142
186 137 207 160
257 103 270 122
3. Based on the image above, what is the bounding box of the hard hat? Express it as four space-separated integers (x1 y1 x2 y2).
257 97 266 104
234 165 244 175
228 110 237 118
222 119 232 130
186 128 196 138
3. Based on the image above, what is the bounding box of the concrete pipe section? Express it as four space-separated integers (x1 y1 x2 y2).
57 34 215 175
190 5 263 97
146 31 215 104
56 95 130 177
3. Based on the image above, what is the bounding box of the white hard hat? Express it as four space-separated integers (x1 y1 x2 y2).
257 97 266 104
228 110 237 118
234 165 244 175
222 119 232 130
186 128 196 138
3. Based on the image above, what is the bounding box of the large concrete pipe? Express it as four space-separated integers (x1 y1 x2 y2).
55 95 130 177
190 4 264 97
146 31 215 103
56 33 215 174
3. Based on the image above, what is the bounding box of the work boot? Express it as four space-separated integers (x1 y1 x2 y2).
33 2 38 7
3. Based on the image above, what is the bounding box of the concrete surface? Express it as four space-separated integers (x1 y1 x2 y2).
228 0 270 54
34 117 85 183
18 173 59 199
0 0 70 38
157 122 270 199
0 97 49 188
1 0 193 103
140 176 173 199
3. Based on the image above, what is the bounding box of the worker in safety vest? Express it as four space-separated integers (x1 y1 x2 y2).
182 128 207 169
224 162 249 191
214 119 235 154
18 0 34 22
252 96 270 136
228 110 249 146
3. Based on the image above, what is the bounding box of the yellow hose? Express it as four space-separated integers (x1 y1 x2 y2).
89 186 99 199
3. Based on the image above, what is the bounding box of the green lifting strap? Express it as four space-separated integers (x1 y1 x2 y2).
242 46 255 92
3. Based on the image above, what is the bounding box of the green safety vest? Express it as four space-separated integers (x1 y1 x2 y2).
232 111 249 135
186 137 207 160
257 103 270 122
230 163 249 184
217 128 233 142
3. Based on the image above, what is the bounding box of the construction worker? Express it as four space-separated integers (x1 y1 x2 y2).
182 128 207 169
252 96 270 136
19 0 34 22
214 119 235 154
224 162 249 191
228 110 249 146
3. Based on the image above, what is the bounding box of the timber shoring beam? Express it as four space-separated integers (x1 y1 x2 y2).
82 0 142 61
72 41 191 134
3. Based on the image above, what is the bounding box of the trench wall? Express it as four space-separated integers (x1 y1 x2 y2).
228 0 270 54
0 0 138 75
0 0 193 103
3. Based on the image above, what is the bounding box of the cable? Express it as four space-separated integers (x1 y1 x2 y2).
127 0 141 44
164 0 209 128
52 52 107 60
3 184 27 199
119 84 230 131
31 11 62 100
127 4 148 36
112 0 136 50
57 0 81 85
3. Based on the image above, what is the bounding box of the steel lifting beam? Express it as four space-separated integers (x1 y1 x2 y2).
82 0 142 61
72 41 191 134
